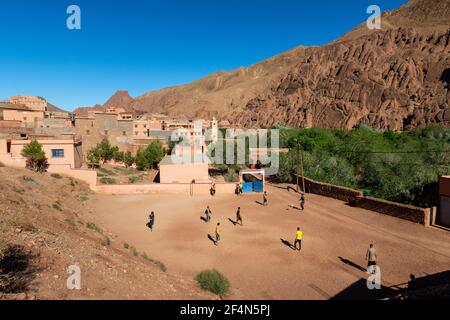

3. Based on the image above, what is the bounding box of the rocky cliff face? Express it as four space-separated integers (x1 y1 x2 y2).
75 0 450 130
232 27 450 130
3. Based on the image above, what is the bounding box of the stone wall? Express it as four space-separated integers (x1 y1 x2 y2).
294 175 363 202
293 174 430 226
352 196 430 226
0 120 22 129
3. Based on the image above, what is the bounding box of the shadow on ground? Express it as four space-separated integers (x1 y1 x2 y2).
280 238 295 250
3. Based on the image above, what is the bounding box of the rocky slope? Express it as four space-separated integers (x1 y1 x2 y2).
75 0 450 130
0 166 214 300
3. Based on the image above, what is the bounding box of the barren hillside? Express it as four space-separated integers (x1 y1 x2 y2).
0 165 214 300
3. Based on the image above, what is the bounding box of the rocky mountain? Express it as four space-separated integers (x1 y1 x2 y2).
76 0 450 130
103 90 135 112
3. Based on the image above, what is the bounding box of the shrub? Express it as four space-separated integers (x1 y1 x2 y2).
68 178 76 187
64 218 76 227
98 167 117 176
86 222 102 233
195 269 230 295
100 177 116 185
128 176 143 184
0 242 37 293
101 236 111 246
224 168 238 182
123 242 129 249
50 173 62 179
52 201 63 211
22 176 38 184
13 187 25 194
21 140 49 173
76 193 89 202
130 246 139 256
142 253 167 272
113 150 124 163
123 152 135 167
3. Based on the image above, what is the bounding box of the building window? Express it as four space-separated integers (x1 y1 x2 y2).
104 130 108 135
135 131 138 135
51 149 64 158
143 124 147 128
135 124 138 128
122 131 126 136
23 117 27 121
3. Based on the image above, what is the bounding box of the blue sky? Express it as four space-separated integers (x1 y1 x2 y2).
0 0 408 111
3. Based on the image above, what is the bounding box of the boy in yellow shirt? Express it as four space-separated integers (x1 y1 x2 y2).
215 222 221 246
294 227 303 251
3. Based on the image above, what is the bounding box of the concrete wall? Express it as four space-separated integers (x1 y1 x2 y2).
160 161 209 183
47 166 97 186
93 182 236 195
0 120 22 129
3 110 44 127
293 174 431 226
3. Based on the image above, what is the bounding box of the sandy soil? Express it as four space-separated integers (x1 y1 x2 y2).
92 184 450 300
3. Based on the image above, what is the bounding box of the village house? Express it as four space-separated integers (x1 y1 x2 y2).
0 134 83 170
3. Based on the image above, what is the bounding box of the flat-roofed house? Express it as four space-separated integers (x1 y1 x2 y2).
0 135 83 170
0 103 45 128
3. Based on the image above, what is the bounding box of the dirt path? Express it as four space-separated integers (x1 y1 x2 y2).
91 184 450 299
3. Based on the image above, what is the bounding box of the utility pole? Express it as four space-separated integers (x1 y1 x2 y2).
300 144 306 193
296 144 300 192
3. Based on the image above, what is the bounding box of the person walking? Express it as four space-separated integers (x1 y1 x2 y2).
215 222 221 246
147 212 155 232
205 206 212 222
210 183 216 196
236 207 243 226
300 193 305 211
366 244 377 273
294 227 303 251
263 191 268 206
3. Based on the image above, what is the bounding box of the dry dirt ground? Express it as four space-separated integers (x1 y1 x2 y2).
0 166 214 300
92 184 450 300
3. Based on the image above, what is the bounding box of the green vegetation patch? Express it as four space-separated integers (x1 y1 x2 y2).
195 269 230 295
99 177 116 185
142 252 167 272
50 173 63 179
52 201 63 212
273 125 450 208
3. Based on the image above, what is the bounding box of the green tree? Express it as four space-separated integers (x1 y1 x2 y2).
87 138 118 165
135 141 165 170
98 138 116 163
87 146 101 165
113 150 124 163
123 151 135 167
21 139 49 172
